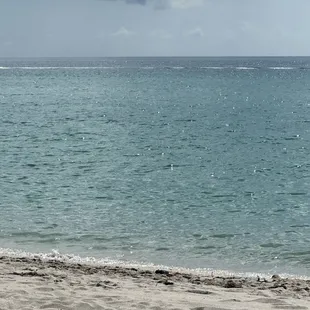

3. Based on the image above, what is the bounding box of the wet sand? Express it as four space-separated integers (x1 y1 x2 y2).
0 256 310 310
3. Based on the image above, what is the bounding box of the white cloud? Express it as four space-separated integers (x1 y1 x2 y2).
110 27 136 37
184 27 204 37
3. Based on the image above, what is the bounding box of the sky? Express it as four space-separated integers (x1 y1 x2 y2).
0 0 310 57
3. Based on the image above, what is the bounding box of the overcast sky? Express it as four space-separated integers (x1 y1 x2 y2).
1 0 310 57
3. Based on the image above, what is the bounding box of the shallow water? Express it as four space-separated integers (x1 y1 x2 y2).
1 57 310 276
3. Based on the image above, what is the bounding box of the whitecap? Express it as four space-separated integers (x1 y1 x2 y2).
235 67 257 70
268 67 295 70
201 67 226 70
0 66 119 70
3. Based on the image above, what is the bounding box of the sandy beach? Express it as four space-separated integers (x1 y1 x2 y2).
0 256 309 310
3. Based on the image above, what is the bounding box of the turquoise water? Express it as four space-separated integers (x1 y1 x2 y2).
1 57 310 276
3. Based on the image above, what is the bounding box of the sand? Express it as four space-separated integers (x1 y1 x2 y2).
0 256 310 310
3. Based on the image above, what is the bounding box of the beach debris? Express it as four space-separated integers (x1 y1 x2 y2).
224 279 242 288
272 275 281 281
3 255 310 299
11 270 47 277
192 279 201 285
155 269 170 276
95 280 118 289
158 279 174 285
187 289 213 295
257 276 268 283
164 280 174 285
183 274 192 279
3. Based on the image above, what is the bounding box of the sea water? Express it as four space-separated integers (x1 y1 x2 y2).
1 57 310 276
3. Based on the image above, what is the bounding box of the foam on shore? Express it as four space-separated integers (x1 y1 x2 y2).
0 247 309 281
1 247 310 310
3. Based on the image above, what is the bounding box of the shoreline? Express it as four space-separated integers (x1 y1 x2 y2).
0 255 310 309
1 247 309 280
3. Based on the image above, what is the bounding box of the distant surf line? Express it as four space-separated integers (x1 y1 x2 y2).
0 66 308 70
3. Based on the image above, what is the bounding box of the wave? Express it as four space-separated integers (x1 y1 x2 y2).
201 66 258 70
0 66 118 70
201 67 226 70
268 67 295 70
0 66 307 71
235 67 257 70
199 66 305 71
0 247 308 280
201 66 294 70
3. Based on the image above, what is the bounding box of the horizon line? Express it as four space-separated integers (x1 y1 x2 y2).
1 55 310 59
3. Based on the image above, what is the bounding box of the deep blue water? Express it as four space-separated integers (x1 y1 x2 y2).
1 57 310 276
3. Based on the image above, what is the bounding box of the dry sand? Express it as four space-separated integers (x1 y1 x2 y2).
0 256 310 310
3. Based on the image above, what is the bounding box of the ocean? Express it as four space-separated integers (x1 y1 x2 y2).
1 57 310 277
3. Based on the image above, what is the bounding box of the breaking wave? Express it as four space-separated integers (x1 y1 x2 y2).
0 247 308 280
0 66 308 70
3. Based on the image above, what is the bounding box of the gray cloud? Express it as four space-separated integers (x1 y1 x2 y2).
153 0 170 10
96 0 147 5
96 0 204 9
126 0 147 4
1 0 310 57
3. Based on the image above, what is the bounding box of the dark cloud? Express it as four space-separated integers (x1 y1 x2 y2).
154 0 170 10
